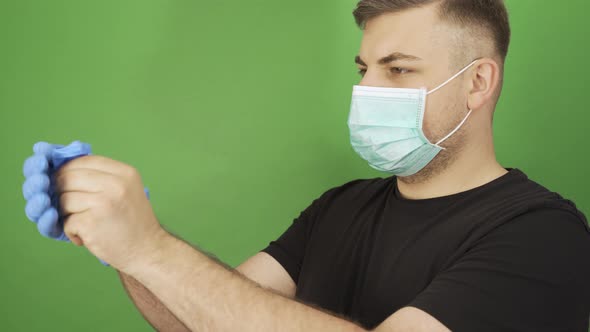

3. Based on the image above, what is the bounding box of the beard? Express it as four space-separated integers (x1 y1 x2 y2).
397 103 470 185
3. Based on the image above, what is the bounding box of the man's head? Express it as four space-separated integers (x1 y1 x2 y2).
352 0 511 183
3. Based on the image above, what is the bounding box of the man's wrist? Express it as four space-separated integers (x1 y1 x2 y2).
123 227 178 277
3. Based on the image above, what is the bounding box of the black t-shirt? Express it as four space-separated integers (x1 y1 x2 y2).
261 168 590 331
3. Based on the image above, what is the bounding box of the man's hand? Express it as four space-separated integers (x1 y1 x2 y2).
55 155 165 272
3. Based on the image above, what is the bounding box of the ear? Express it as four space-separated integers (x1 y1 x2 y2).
466 58 501 111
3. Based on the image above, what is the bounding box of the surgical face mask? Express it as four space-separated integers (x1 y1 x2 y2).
347 59 478 176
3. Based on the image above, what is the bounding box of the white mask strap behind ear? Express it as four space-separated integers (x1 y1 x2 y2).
435 109 473 148
427 59 479 95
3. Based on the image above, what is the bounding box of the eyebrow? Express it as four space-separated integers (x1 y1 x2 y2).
355 52 423 66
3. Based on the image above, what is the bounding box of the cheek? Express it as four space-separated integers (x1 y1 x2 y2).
422 90 465 141
422 96 447 140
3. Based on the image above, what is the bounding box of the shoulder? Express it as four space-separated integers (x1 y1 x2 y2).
476 168 589 232
522 172 589 230
503 208 590 248
481 208 590 284
411 207 590 331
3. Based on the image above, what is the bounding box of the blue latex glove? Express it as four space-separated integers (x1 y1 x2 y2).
23 141 150 266
22 141 90 241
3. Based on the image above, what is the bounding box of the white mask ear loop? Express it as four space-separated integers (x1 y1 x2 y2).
435 109 472 149
427 59 479 95
427 59 479 149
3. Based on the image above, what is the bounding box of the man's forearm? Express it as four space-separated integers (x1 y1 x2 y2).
124 232 367 332
118 270 190 332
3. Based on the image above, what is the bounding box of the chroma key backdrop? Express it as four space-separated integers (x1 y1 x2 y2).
0 0 588 331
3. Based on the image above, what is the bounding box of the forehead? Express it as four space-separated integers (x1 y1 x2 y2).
359 6 450 63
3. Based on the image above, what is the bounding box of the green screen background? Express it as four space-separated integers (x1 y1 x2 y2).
1 1 588 330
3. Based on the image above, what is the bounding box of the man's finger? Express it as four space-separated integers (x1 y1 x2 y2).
63 211 88 247
59 192 101 215
54 168 117 193
56 155 133 176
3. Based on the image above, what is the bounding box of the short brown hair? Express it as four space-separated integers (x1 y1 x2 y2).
353 0 511 61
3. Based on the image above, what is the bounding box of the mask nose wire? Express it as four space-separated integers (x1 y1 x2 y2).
426 59 480 95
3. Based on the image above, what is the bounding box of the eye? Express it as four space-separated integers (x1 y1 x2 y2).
357 68 367 77
390 67 410 74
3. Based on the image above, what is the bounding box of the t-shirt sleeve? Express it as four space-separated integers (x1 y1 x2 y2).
260 192 327 285
408 208 590 332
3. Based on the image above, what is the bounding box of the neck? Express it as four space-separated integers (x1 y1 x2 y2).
396 138 507 200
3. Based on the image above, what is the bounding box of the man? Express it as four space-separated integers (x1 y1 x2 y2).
52 0 590 331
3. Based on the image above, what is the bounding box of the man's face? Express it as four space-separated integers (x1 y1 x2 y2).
355 5 471 149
